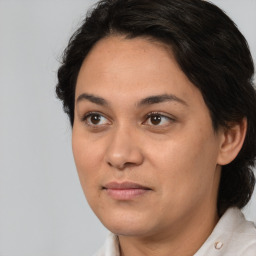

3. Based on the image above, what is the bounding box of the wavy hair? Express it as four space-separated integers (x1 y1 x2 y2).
56 0 256 215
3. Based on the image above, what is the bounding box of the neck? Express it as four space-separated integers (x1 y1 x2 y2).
118 206 219 256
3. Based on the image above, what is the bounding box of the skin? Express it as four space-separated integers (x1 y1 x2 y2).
72 36 246 256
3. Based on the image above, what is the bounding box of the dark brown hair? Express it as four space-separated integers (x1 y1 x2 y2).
56 0 256 215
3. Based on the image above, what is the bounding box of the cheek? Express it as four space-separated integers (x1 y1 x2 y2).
145 128 219 200
72 131 106 195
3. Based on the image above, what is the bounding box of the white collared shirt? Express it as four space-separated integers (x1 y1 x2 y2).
93 208 256 256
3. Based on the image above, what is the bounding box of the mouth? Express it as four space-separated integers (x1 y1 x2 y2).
102 181 152 200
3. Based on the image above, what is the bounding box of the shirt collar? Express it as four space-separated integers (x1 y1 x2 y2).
100 208 255 256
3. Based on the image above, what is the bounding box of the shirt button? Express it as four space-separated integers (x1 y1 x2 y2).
214 241 223 250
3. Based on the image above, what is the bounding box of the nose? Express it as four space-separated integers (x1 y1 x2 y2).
105 127 144 170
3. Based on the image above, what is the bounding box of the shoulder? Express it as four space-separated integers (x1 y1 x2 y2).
224 208 256 254
195 208 256 256
241 243 256 256
226 210 256 255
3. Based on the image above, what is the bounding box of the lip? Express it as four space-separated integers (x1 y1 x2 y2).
102 181 152 200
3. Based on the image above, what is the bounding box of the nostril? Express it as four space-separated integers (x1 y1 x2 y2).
123 162 138 168
107 161 137 170
104 138 144 169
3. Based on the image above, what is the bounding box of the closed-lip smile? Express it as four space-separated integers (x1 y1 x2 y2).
102 181 152 200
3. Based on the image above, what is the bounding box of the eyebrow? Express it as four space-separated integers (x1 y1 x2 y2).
137 94 188 107
76 93 187 107
76 93 108 106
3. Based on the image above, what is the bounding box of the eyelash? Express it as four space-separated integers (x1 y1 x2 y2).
143 112 175 126
82 112 111 127
81 111 175 128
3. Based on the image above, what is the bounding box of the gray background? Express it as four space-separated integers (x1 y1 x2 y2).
0 0 255 255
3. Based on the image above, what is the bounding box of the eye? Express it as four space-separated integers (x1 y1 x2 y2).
82 112 111 126
143 112 174 126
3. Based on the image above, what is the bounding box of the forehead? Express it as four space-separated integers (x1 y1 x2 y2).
75 36 204 110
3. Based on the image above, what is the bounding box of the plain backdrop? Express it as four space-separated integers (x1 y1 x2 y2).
0 0 255 255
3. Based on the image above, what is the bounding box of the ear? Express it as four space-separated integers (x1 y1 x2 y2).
217 118 247 166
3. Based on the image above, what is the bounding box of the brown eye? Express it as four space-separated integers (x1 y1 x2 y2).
90 114 101 125
143 113 174 126
150 114 162 125
83 112 111 126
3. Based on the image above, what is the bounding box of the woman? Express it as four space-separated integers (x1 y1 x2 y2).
56 0 256 255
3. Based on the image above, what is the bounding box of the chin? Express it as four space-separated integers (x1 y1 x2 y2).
97 209 153 236
106 223 151 237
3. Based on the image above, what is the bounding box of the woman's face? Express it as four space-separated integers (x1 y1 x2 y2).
72 36 224 237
